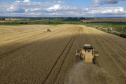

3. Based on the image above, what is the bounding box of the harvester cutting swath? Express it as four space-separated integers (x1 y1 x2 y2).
76 44 99 63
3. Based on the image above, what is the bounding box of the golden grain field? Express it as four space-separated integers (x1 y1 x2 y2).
0 24 126 84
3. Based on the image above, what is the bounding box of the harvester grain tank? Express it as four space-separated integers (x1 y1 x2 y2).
76 44 99 63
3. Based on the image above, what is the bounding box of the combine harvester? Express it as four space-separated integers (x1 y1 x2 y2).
44 29 51 32
76 44 99 63
46 29 51 32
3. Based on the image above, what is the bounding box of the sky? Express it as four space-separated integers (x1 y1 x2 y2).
0 0 126 17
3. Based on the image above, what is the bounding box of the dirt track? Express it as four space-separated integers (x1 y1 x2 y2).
0 25 126 84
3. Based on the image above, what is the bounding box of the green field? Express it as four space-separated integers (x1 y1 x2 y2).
85 22 126 32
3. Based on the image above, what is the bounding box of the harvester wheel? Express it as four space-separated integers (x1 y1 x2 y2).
93 59 95 64
80 54 83 60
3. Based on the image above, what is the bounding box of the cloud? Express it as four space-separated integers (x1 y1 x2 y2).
0 0 81 16
0 0 66 13
93 0 126 6
48 4 61 11
101 0 126 4
92 0 100 6
24 0 30 2
7 5 25 13
83 7 126 16
0 0 126 17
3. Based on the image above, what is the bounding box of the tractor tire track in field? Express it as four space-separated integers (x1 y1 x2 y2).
95 32 126 71
42 28 81 84
0 30 45 46
53 29 81 84
96 38 126 83
85 28 126 71
90 29 126 70
0 28 69 59
0 25 126 84
0 32 44 59
95 30 126 58
96 37 126 73
86 28 126 83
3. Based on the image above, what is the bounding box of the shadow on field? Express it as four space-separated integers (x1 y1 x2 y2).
0 30 123 84
64 62 117 84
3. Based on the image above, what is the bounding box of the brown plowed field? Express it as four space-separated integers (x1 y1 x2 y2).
0 25 126 84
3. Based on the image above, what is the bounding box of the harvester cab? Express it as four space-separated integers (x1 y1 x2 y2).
76 44 99 63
